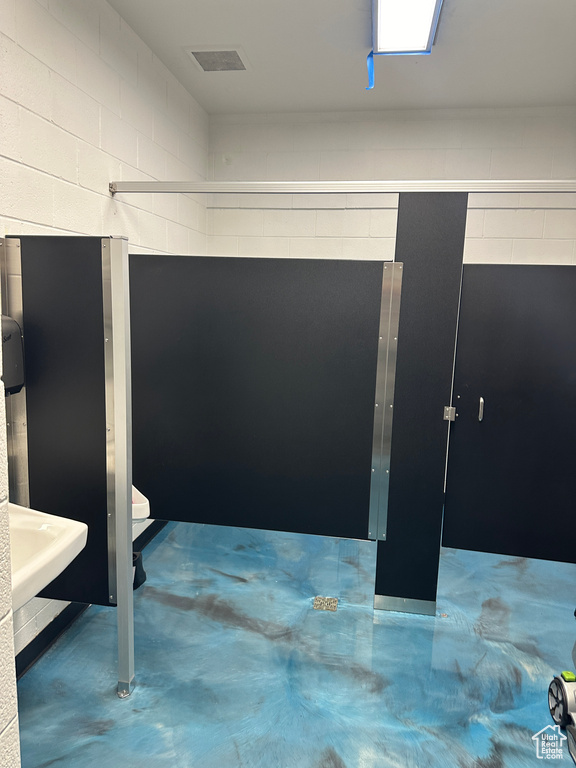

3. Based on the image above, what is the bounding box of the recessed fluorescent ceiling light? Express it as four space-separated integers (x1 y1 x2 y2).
374 0 443 54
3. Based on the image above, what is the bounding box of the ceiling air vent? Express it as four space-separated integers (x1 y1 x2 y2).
189 49 246 72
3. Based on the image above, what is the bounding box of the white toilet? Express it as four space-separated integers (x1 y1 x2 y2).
132 486 150 521
131 485 151 541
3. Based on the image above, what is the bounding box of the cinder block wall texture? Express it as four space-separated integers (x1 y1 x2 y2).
0 0 209 252
207 109 576 262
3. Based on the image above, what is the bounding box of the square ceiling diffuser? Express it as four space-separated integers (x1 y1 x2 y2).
189 49 246 72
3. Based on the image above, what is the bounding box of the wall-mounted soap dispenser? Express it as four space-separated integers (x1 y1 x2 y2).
1 314 25 394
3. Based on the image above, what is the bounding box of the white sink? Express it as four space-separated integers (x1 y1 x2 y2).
8 502 88 611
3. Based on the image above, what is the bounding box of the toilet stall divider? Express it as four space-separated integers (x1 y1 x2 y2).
3 181 573 693
2 235 402 698
129 255 401 545
1 192 468 693
2 235 134 698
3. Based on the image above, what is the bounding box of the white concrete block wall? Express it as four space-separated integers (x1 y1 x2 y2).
466 193 576 264
0 0 209 685
207 108 576 263
0 0 209 254
207 194 399 260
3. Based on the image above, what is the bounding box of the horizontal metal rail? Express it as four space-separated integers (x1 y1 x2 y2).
109 179 576 196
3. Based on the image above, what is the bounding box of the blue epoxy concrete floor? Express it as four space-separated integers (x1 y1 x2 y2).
17 522 576 767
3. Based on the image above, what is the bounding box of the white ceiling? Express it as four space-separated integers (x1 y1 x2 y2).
107 0 576 115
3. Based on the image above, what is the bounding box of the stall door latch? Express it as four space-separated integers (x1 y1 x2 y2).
443 406 457 422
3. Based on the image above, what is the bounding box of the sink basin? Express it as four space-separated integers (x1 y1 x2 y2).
8 502 88 611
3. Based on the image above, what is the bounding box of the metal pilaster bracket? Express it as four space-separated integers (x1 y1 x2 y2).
444 406 457 422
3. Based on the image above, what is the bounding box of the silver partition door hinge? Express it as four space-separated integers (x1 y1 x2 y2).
443 406 457 422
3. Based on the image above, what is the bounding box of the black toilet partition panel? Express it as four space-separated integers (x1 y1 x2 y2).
130 256 386 539
9 239 397 609
9 230 466 612
443 264 576 563
17 236 111 606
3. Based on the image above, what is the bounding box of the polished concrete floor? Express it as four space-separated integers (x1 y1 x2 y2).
17 521 576 767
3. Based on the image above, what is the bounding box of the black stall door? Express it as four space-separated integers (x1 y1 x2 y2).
443 265 576 563
130 256 385 540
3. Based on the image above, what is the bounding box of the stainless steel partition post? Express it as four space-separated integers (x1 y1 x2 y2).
368 262 403 542
101 236 134 698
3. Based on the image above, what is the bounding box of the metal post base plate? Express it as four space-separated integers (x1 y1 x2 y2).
117 680 134 699
374 594 436 615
